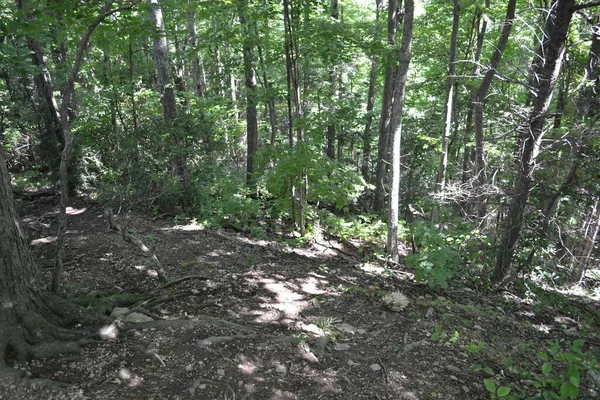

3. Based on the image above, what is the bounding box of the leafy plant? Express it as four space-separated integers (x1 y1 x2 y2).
430 325 459 343
521 339 599 399
484 378 512 399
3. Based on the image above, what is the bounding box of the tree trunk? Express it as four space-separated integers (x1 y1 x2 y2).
0 150 99 374
373 0 400 213
188 3 204 97
493 0 574 285
148 0 191 199
238 0 259 188
570 197 600 283
435 0 460 193
472 0 516 223
326 0 339 160
361 0 383 182
387 0 414 262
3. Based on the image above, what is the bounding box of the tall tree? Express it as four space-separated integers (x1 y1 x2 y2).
493 0 576 284
149 0 191 198
387 0 414 261
435 0 460 193
373 0 401 213
361 0 383 182
238 0 259 187
471 0 517 222
326 0 339 160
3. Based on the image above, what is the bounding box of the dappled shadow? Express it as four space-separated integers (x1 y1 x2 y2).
12 198 600 399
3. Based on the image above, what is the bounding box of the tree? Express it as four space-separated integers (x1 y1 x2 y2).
493 0 575 285
373 0 401 213
0 149 100 378
471 0 516 223
148 0 191 198
435 0 460 193
387 0 414 261
238 0 259 188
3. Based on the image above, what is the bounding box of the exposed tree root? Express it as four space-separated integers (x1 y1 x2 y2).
152 275 210 293
126 315 257 334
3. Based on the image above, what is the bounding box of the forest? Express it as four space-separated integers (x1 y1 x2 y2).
1 0 600 399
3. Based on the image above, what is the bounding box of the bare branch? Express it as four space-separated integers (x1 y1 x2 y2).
572 1 600 12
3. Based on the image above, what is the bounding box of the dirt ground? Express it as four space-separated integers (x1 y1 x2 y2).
2 196 600 399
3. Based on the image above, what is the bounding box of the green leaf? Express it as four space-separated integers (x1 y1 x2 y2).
483 367 495 376
468 344 478 352
560 382 575 398
542 362 552 375
484 379 496 394
538 352 549 361
497 386 511 397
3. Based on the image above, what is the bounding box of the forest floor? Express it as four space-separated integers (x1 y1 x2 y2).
3 195 600 400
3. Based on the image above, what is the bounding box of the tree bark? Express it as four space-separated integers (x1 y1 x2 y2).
361 0 383 182
436 0 460 193
238 0 259 188
373 0 400 213
387 0 414 262
326 0 339 160
0 150 99 373
148 0 191 199
493 0 574 285
472 0 516 223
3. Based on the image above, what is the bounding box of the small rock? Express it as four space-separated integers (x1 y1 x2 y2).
217 369 225 376
473 324 484 330
450 375 459 381
357 329 366 334
446 365 461 373
110 307 130 318
382 291 410 311
347 360 360 366
370 364 381 371
334 343 351 351
199 384 207 390
425 307 434 318
275 364 287 374
300 323 325 336
462 385 470 393
314 336 329 354
302 352 319 363
337 323 358 334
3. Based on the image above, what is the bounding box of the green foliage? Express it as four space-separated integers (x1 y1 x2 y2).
520 339 599 399
430 325 459 343
262 145 367 213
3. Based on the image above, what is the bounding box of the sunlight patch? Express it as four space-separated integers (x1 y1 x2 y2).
30 236 57 246
237 355 258 375
66 207 87 215
532 324 551 333
164 222 205 232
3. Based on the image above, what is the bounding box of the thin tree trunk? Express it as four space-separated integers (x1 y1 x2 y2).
570 197 600 282
373 0 400 213
493 0 574 285
256 1 277 144
472 0 516 223
188 3 204 97
148 0 191 199
387 0 414 262
326 0 339 159
238 0 259 188
362 0 383 182
436 0 460 193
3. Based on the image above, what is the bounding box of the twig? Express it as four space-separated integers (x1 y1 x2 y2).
378 357 389 383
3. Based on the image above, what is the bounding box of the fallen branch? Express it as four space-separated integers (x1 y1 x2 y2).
104 207 166 282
